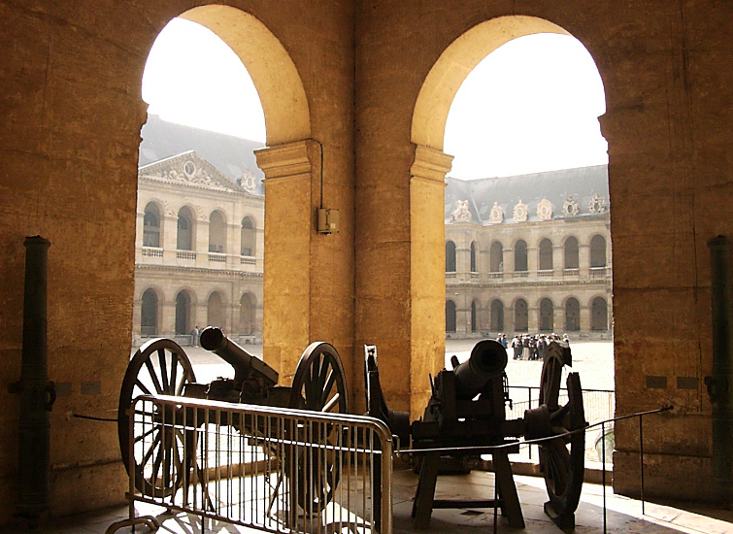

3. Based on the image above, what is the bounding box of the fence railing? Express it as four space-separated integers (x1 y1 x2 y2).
506 385 615 463
107 394 393 534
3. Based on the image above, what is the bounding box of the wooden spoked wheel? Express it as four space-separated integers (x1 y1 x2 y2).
287 342 350 514
538 347 586 524
118 338 197 497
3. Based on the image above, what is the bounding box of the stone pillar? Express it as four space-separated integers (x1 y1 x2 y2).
196 217 209 268
527 243 538 274
553 245 563 275
161 302 176 337
162 212 177 263
409 145 454 417
579 243 590 278
579 304 591 333
528 303 539 332
255 140 320 377
227 221 238 269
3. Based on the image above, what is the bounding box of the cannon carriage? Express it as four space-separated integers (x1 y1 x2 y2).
117 326 349 512
365 339 587 529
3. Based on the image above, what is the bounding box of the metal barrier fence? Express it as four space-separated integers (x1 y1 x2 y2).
108 394 393 534
506 386 615 463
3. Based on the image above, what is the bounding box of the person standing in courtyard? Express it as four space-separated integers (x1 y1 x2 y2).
192 325 200 346
511 335 522 360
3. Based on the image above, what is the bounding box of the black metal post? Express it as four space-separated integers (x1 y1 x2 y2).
12 236 55 523
601 421 607 533
639 415 645 515
706 236 733 506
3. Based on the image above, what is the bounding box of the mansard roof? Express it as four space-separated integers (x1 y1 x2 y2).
139 114 264 187
445 165 609 224
138 151 261 196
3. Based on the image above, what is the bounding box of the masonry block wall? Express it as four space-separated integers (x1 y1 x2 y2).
0 0 731 522
0 0 354 521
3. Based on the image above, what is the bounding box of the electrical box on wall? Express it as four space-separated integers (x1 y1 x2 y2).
317 208 339 234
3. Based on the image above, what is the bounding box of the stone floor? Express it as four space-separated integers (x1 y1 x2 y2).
5 468 732 534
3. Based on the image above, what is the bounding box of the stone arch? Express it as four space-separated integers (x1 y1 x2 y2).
445 300 457 333
241 216 257 256
239 292 257 335
177 206 195 251
590 234 607 268
175 289 193 335
140 287 160 336
411 16 576 151
143 201 162 248
564 297 581 332
564 235 579 269
445 240 457 272
539 238 553 271
490 298 504 332
591 295 609 331
208 209 228 253
178 5 311 146
539 297 554 332
514 239 528 272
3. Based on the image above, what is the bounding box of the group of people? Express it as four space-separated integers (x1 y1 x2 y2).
495 332 570 361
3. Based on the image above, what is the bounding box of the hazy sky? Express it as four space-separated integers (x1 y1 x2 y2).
142 19 607 178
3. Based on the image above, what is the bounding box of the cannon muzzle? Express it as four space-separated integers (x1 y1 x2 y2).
199 327 278 385
454 339 508 400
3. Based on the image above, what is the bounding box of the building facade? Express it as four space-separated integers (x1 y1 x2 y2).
132 150 264 346
445 165 612 339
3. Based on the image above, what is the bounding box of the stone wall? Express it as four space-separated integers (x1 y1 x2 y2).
0 0 730 522
0 0 354 522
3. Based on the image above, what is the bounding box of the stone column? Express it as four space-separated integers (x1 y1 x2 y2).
553 245 563 275
409 145 454 417
162 211 177 263
579 304 591 333
161 302 176 337
255 140 319 376
227 220 238 270
579 243 590 278
528 303 539 333
527 243 538 274
196 216 209 268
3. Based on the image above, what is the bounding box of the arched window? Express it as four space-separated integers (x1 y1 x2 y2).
470 241 477 272
564 236 579 269
446 241 457 272
565 298 580 331
514 299 528 332
489 241 503 273
209 210 227 253
175 290 191 335
590 235 607 268
514 240 528 272
539 238 553 271
539 298 554 332
445 300 456 332
470 300 478 332
490 299 504 332
143 203 161 247
141 289 158 336
241 217 256 256
591 297 608 331
207 291 226 328
177 207 194 250
239 293 256 335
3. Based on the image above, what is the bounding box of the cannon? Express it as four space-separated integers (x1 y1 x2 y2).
365 339 586 529
117 327 348 511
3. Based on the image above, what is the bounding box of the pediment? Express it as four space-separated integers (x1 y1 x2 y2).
138 151 240 193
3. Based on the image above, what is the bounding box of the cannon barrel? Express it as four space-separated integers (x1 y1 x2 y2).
453 339 508 400
199 326 278 385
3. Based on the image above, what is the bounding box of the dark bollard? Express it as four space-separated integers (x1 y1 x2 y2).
8 236 56 523
706 235 733 506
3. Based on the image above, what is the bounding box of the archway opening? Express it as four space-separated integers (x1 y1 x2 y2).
427 16 614 466
141 288 159 336
175 290 191 335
